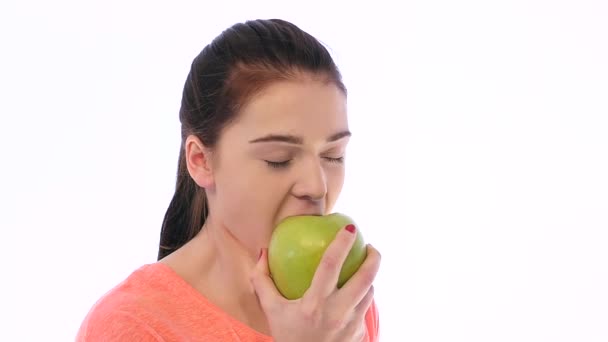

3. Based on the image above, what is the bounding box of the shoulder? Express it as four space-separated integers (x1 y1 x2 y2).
76 264 168 341
76 306 164 341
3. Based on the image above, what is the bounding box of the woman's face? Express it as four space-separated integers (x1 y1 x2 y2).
200 78 349 251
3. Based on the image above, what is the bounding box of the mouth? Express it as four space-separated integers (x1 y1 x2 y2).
279 210 324 223
293 206 325 216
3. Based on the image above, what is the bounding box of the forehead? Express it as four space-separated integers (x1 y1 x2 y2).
229 79 348 139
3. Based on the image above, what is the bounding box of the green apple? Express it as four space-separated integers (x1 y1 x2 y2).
268 212 367 300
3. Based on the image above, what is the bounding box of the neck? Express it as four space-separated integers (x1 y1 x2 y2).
163 214 270 335
195 214 258 295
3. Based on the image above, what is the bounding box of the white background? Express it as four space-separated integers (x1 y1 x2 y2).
1 0 607 341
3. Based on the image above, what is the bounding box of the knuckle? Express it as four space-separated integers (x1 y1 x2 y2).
375 250 382 263
342 319 365 341
367 250 381 269
359 270 376 286
321 254 339 270
356 328 366 342
300 302 321 324
367 245 380 260
326 316 346 330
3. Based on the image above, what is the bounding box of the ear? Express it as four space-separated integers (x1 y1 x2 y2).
185 135 215 189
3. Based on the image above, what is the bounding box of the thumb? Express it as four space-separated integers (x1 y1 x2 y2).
250 248 284 312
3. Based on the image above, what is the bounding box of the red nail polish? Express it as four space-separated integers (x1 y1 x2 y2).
345 224 356 233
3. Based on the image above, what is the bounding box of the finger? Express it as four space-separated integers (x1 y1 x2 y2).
338 322 367 342
352 285 375 321
250 248 284 313
307 224 358 298
339 294 372 342
336 244 380 311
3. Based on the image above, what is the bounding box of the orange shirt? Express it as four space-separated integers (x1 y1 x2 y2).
76 263 380 341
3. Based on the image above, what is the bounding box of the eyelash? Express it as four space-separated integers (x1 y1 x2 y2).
265 157 344 169
265 160 291 169
325 156 345 164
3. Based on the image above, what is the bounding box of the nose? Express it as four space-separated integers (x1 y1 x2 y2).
291 157 327 202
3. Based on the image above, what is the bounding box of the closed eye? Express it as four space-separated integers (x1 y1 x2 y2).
265 160 292 169
323 156 344 164
265 156 344 169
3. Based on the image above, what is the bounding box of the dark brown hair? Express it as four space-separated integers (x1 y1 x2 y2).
157 19 347 260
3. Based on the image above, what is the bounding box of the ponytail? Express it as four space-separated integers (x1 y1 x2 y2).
157 147 208 260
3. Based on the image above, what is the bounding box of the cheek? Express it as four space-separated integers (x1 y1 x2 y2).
214 164 289 245
216 171 263 219
325 166 346 211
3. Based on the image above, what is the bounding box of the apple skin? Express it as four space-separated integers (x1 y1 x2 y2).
268 213 367 300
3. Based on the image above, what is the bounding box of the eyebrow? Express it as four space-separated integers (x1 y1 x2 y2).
249 130 351 144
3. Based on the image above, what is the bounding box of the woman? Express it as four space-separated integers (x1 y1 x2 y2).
77 18 381 341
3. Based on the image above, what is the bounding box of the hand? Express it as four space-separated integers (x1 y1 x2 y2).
250 225 381 342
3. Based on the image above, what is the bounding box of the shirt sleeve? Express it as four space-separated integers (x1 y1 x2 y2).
365 299 380 342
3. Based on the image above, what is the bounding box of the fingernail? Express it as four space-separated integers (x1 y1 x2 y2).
345 224 356 234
